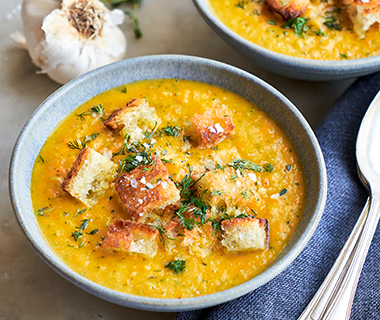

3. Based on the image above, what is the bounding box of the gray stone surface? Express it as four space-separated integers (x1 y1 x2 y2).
0 0 354 319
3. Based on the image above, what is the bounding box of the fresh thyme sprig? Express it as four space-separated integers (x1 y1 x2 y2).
35 206 55 217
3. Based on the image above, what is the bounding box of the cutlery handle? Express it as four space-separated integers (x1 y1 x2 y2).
297 197 374 320
321 194 380 320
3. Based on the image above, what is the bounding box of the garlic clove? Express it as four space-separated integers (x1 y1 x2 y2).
22 0 61 63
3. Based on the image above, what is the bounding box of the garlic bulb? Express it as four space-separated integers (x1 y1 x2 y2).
21 0 127 84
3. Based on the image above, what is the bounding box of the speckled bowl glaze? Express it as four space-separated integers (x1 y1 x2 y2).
9 55 327 312
193 0 380 81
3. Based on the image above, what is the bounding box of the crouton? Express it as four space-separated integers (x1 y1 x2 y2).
166 212 214 258
61 147 118 207
339 0 380 36
197 167 262 219
192 105 235 148
265 0 310 20
103 98 161 143
102 219 159 257
221 217 269 252
114 156 180 222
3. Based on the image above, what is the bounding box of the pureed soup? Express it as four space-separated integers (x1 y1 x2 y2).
31 79 306 298
208 0 380 60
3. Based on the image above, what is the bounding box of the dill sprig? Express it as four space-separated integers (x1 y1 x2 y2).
157 125 182 138
76 104 105 121
67 133 99 151
151 225 178 244
165 259 187 275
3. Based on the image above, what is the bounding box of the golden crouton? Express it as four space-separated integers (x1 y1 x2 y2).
114 156 180 222
265 0 310 20
61 147 118 207
339 0 380 36
197 167 263 219
166 211 215 258
103 98 161 143
102 219 159 257
221 217 269 252
192 105 235 148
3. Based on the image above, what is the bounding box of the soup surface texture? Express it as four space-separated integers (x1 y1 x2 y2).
208 0 380 60
31 79 306 298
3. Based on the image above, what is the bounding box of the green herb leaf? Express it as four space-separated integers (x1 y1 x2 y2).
267 20 276 25
263 163 274 173
286 164 292 171
227 159 263 175
282 17 310 37
280 188 287 196
74 208 87 218
165 259 187 275
35 206 55 216
71 230 83 242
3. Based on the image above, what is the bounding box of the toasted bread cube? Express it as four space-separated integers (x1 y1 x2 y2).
193 105 235 148
101 219 159 257
221 217 269 252
104 98 161 143
61 147 118 207
339 0 380 36
166 212 214 258
265 0 310 19
114 156 180 222
197 167 262 219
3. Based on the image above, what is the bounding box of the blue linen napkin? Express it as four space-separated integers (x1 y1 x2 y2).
176 71 380 320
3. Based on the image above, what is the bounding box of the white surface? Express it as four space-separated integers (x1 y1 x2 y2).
0 1 354 319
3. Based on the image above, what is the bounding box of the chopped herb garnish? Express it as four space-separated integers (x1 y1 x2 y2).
286 165 292 171
88 229 99 235
323 13 342 31
175 204 197 231
339 53 347 59
151 225 178 244
77 219 90 231
210 189 225 197
159 125 182 138
253 9 260 15
211 145 219 151
67 138 87 151
38 155 45 163
120 87 127 93
91 104 105 116
236 1 246 9
263 163 274 173
78 240 85 248
267 20 276 25
216 164 226 172
165 259 187 275
71 230 83 242
35 206 55 216
280 188 287 196
144 121 158 140
228 159 263 175
282 17 309 37
74 208 87 218
67 134 98 151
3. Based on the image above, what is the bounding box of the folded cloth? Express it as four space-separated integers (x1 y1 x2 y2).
176 71 380 320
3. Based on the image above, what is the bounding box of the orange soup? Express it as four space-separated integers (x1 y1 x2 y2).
208 0 380 60
31 79 306 298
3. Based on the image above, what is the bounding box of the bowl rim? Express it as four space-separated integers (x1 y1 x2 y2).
192 0 380 69
9 54 327 312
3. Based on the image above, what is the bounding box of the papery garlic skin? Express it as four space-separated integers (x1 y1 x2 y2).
22 0 127 84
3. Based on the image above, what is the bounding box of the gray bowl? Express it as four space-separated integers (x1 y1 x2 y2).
9 55 327 312
192 0 380 81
